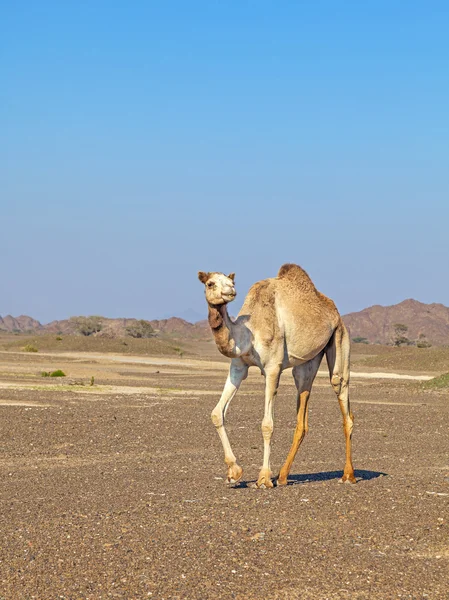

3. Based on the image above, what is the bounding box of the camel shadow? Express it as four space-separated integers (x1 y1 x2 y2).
237 469 387 488
282 469 387 486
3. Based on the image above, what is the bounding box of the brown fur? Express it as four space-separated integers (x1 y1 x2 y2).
277 263 318 294
208 305 223 330
208 305 237 358
198 271 209 284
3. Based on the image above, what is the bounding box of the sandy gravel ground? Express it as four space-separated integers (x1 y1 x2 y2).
0 350 448 599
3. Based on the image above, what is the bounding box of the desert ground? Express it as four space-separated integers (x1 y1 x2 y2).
0 337 448 599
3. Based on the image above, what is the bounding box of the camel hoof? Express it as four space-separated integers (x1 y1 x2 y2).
256 476 274 489
339 474 357 484
228 477 242 485
277 475 288 486
226 464 243 484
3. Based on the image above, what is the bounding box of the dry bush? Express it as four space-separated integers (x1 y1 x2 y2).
70 316 103 336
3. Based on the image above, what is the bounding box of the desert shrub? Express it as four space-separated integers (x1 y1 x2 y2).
416 333 431 348
423 372 449 390
392 323 409 346
41 369 66 377
23 344 38 352
50 369 66 377
70 316 103 336
125 320 154 338
416 340 432 348
56 336 63 341
352 337 369 344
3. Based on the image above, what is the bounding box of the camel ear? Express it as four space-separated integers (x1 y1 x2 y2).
198 271 209 284
227 273 235 282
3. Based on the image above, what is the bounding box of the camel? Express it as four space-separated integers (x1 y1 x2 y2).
198 263 356 488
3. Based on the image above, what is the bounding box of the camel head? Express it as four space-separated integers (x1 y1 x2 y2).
198 271 236 306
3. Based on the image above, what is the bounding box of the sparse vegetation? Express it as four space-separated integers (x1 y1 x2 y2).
41 369 66 377
70 316 103 336
125 319 154 338
50 369 66 377
173 345 184 358
392 323 410 346
352 336 369 344
90 376 95 386
56 336 63 341
1 333 181 356
23 344 38 352
416 340 432 348
351 344 449 373
423 372 449 390
416 333 432 348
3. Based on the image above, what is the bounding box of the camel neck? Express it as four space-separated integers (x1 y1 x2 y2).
207 304 238 358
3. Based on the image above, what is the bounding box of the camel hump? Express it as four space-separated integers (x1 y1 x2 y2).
277 263 309 280
277 263 317 292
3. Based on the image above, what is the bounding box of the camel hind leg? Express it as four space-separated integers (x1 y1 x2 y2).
326 322 356 484
277 352 323 486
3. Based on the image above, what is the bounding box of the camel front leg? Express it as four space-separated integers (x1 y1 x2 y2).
211 359 248 483
257 368 281 489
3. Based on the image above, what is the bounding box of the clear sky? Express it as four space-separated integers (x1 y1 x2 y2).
2 1 448 323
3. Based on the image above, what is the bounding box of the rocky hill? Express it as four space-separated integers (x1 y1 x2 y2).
0 315 42 333
2 298 449 345
343 299 449 346
149 317 209 339
0 314 211 340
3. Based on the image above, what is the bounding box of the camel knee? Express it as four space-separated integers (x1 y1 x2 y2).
331 374 342 395
211 408 223 428
261 418 273 440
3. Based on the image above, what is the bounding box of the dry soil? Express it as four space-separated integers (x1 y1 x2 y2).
0 347 448 599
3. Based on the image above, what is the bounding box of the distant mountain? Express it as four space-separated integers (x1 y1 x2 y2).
343 299 449 346
3 298 448 346
149 317 210 339
0 315 42 333
0 314 211 340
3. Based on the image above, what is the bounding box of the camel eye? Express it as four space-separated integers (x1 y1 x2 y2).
207 282 215 288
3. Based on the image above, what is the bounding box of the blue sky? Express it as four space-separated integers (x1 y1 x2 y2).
2 1 448 323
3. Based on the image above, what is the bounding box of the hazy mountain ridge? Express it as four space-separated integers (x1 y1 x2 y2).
0 314 211 340
2 298 449 345
343 299 449 346
0 315 42 333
